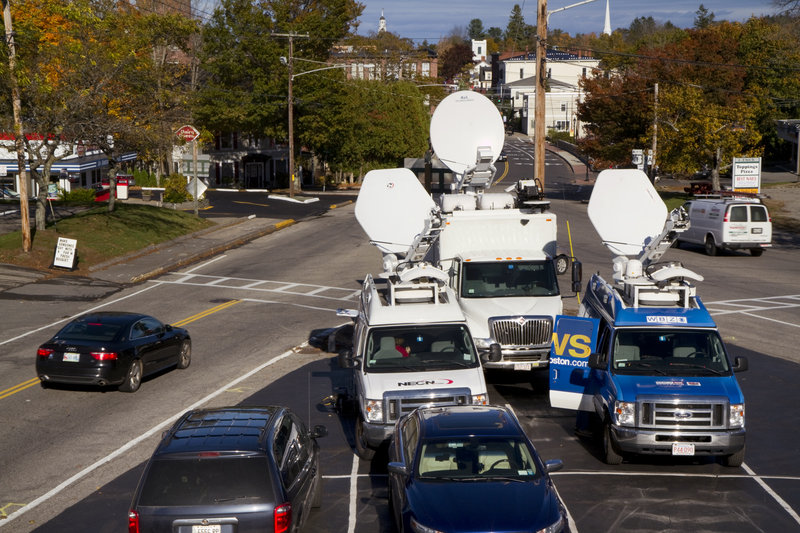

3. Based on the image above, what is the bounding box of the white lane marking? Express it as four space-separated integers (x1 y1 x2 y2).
348 454 359 533
159 275 358 302
0 344 300 528
740 312 800 328
742 463 800 526
183 255 227 274
241 297 339 313
506 403 578 532
0 283 161 347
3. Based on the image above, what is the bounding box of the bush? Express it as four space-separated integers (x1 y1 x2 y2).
133 169 159 187
163 174 190 203
59 187 96 202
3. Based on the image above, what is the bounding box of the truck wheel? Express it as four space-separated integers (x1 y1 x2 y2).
355 418 376 460
721 446 745 467
603 422 624 465
704 235 718 256
750 248 764 257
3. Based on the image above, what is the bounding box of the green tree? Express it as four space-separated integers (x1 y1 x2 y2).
439 42 474 82
694 5 716 28
468 18 485 40
506 4 532 50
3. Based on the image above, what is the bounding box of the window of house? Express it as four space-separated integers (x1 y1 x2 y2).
560 103 566 112
519 68 523 79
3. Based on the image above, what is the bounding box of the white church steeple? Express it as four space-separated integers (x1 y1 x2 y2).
379 9 386 33
603 0 611 35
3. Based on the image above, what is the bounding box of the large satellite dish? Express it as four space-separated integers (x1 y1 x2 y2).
355 168 436 255
587 169 668 256
430 91 505 175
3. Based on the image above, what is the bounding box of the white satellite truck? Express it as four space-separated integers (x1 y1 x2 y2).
336 168 500 460
427 90 581 371
549 169 748 466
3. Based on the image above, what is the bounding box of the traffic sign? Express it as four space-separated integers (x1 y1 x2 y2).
176 125 199 142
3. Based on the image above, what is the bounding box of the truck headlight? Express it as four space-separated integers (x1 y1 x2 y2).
471 393 489 405
729 403 745 428
364 399 383 423
474 338 492 350
613 401 635 426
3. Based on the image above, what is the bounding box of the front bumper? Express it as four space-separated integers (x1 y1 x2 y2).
611 425 746 456
362 420 394 448
480 346 550 370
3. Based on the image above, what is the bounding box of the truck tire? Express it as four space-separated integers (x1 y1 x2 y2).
704 235 718 256
721 446 745 467
355 417 376 460
603 422 624 465
750 248 764 257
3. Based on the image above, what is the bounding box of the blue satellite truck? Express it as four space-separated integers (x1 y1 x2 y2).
549 170 748 467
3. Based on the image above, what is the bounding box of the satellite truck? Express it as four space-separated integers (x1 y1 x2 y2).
355 90 581 373
548 169 748 467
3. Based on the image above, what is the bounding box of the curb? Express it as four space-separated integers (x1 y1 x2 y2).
129 219 296 284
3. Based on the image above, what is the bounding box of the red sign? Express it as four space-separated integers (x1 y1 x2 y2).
176 125 199 142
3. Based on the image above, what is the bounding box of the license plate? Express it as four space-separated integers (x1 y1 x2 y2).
752 227 762 234
192 525 221 533
63 352 80 363
672 442 695 456
514 363 532 371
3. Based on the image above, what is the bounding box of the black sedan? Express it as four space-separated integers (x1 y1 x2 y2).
36 311 190 392
387 405 567 533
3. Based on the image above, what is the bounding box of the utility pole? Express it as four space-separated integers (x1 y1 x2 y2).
2 0 31 251
534 0 547 190
651 82 658 181
274 32 309 198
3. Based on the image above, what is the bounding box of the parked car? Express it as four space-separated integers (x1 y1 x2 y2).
36 311 190 392
0 187 19 198
128 406 327 533
387 405 567 533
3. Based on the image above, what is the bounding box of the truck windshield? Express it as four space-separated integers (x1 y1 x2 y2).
365 324 480 372
460 261 559 298
611 329 731 376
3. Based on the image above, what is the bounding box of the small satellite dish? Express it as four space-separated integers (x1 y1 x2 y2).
430 91 505 175
587 169 667 256
355 168 436 255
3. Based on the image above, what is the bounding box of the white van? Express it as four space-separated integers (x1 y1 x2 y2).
677 196 772 256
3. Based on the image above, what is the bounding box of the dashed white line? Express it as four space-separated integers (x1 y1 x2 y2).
348 454 360 533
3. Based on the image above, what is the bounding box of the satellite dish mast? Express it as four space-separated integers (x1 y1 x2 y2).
430 91 505 193
587 169 701 305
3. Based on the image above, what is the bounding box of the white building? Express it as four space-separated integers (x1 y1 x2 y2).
470 39 491 91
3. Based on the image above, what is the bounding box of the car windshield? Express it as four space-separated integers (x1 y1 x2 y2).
461 261 559 298
365 324 479 372
137 456 274 506
56 320 122 342
416 437 539 480
611 329 731 376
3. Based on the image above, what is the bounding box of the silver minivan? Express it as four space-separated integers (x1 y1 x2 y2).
678 196 772 256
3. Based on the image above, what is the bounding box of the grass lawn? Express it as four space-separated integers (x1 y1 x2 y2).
0 203 214 273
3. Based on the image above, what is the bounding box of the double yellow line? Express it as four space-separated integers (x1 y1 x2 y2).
3 299 242 401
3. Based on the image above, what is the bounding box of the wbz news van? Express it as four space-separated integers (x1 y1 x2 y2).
549 170 748 467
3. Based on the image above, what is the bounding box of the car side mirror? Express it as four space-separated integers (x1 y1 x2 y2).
310 424 328 439
588 352 605 370
482 343 502 363
387 462 409 476
545 459 564 473
571 260 582 293
732 356 748 372
165 324 173 332
338 349 356 368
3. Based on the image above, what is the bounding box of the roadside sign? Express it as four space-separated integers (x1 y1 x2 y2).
52 237 78 270
176 125 199 143
732 157 761 194
186 177 207 199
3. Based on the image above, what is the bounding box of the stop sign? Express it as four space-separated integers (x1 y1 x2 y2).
176 125 199 142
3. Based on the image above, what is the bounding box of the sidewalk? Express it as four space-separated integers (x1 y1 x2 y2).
0 214 293 301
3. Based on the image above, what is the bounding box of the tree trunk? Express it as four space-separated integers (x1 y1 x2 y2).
711 146 721 192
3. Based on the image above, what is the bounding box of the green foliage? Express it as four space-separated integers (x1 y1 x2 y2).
132 169 159 187
163 174 190 203
58 187 96 202
547 129 575 143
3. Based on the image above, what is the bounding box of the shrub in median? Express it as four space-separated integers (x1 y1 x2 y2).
163 173 190 203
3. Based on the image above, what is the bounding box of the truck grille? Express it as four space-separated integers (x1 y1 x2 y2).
638 396 728 430
384 389 471 423
490 317 553 347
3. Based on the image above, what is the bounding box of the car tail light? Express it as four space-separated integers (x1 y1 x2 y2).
37 348 54 357
127 510 139 533
91 352 118 361
274 502 292 533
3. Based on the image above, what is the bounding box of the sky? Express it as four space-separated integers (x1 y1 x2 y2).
354 1 784 42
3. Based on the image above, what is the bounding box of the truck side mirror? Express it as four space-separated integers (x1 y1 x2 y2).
338 349 355 368
310 425 328 439
387 462 409 476
485 343 502 363
571 260 582 293
732 356 748 372
588 352 605 370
